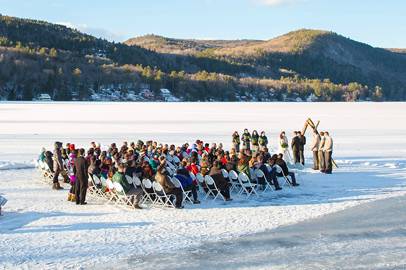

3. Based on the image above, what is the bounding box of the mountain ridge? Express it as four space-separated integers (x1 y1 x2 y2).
0 14 405 101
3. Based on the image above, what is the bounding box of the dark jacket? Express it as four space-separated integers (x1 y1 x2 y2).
299 135 306 151
275 158 289 176
88 163 101 177
74 156 89 184
291 136 301 152
208 167 229 190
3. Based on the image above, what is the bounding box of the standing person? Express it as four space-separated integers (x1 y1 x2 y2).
278 131 290 163
52 142 64 190
241 129 251 151
299 131 307 165
74 148 89 205
291 131 301 164
318 131 326 173
251 130 259 153
323 131 334 174
259 131 268 151
311 130 321 170
232 131 241 153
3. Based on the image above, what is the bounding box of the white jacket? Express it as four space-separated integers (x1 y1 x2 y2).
318 136 325 151
323 135 333 152
311 133 321 152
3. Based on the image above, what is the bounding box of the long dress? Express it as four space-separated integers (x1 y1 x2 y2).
278 136 291 163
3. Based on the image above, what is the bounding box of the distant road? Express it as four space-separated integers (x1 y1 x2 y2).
121 195 406 270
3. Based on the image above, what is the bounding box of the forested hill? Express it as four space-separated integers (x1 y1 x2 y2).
0 14 405 102
128 30 406 100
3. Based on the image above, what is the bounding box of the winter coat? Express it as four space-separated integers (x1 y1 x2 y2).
311 134 321 152
318 136 326 151
112 171 131 193
251 134 259 146
232 135 240 145
291 136 301 152
88 163 101 177
241 132 251 143
323 135 334 152
275 158 289 176
174 174 193 188
155 163 175 192
73 156 89 184
53 148 63 172
299 135 306 151
45 151 54 172
259 135 268 146
237 157 251 179
208 167 229 190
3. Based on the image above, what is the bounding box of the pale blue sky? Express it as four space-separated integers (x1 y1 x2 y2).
0 0 405 48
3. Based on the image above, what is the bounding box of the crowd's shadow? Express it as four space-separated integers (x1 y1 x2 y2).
191 163 406 210
0 211 151 235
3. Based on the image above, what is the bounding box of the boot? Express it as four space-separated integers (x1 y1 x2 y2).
71 194 76 202
55 182 64 190
67 193 72 201
52 183 58 190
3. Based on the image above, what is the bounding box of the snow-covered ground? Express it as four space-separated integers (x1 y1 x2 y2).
1 102 406 269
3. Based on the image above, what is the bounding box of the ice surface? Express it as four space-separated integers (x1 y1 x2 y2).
0 102 406 269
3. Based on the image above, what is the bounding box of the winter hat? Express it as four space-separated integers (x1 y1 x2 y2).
69 144 75 151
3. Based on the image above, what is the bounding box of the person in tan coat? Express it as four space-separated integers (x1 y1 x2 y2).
155 156 183 208
323 131 334 174
318 132 326 173
311 130 321 170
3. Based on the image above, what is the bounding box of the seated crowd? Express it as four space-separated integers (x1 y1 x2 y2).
38 132 300 209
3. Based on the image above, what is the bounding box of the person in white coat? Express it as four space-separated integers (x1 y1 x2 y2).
323 131 334 174
310 130 321 170
278 131 290 163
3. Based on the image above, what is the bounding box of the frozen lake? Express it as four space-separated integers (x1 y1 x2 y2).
1 102 406 269
1 102 406 162
122 194 406 270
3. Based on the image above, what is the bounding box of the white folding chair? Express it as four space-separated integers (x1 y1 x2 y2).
90 174 108 199
221 169 229 179
237 173 258 198
152 181 176 208
228 170 240 193
132 175 142 189
195 173 206 196
0 195 7 216
140 179 155 205
125 175 134 185
166 166 174 177
274 165 293 187
113 182 136 208
173 156 181 164
171 177 193 203
105 179 118 204
255 169 274 193
204 175 226 201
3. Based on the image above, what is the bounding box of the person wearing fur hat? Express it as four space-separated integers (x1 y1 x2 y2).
52 141 64 190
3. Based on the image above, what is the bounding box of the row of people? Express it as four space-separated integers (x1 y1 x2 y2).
232 129 334 174
39 139 301 209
